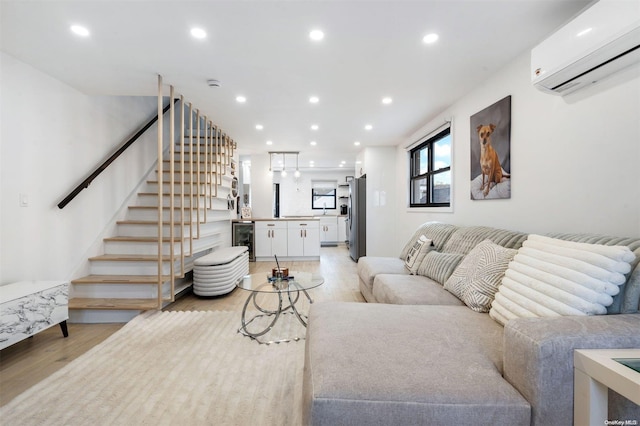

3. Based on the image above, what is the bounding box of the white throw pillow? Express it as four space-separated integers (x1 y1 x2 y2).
404 236 433 275
489 235 635 326
444 239 517 312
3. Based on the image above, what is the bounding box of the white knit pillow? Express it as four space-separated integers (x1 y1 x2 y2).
444 240 517 312
404 236 433 275
489 235 635 326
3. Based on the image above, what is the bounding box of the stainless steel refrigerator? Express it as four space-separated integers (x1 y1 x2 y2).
348 176 366 261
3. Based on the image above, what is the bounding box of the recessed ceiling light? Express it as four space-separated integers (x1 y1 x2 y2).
310 163 315 167
354 141 361 146
190 28 207 39
310 141 317 146
356 160 362 165
341 161 346 164
339 164 344 167
266 140 273 145
309 96 319 104
311 124 319 131
255 124 264 130
364 124 373 131
423 33 439 44
70 25 90 37
309 29 324 41
382 97 393 105
236 95 247 103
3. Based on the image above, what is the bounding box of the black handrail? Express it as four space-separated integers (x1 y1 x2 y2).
57 98 179 209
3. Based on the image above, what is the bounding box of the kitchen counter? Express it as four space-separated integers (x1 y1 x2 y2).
232 217 347 261
233 217 319 222
233 216 346 222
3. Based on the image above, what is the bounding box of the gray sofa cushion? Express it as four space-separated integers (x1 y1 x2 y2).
399 222 458 259
443 225 529 255
357 256 408 296
303 302 531 426
503 314 640 425
372 274 465 305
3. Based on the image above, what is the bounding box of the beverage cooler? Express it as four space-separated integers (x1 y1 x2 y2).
232 221 255 261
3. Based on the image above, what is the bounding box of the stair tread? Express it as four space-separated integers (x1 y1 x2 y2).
117 219 199 225
104 236 186 242
128 205 203 210
146 176 232 184
128 205 228 211
135 194 219 201
162 159 225 164
69 298 160 310
137 192 206 196
88 254 173 262
72 274 173 283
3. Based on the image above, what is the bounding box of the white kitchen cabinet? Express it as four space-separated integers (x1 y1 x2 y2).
287 221 320 258
255 221 288 258
319 216 338 245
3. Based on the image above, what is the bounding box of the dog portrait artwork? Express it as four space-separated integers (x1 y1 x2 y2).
470 96 511 200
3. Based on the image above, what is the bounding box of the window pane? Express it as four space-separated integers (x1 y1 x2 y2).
419 147 429 175
433 135 451 171
411 177 427 204
312 195 336 209
408 126 451 208
432 170 451 203
311 181 337 210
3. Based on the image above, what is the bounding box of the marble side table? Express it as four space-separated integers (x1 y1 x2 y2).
0 281 69 350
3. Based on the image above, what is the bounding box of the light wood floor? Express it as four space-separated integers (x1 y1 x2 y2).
0 245 362 406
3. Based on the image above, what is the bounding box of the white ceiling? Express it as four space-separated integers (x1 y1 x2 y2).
0 0 592 169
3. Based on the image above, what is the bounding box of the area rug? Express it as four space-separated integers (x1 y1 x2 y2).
0 310 306 425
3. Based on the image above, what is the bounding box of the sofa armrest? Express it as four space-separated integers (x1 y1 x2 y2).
503 314 640 426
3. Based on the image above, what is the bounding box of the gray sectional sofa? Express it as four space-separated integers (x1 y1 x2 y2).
303 222 640 425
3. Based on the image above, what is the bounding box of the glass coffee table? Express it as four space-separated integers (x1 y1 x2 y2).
574 349 640 425
237 271 324 344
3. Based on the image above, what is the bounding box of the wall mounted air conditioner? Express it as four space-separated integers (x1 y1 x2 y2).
531 0 640 95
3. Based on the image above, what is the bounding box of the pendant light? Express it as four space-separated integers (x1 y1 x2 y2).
281 152 287 177
294 153 301 178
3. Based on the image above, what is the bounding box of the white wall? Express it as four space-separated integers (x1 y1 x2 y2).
249 154 273 219
360 146 397 256
248 152 355 218
393 52 640 254
277 169 353 217
1 53 160 284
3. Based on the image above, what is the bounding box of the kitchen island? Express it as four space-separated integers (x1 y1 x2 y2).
233 217 322 261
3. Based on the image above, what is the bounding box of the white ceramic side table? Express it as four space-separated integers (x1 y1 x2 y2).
574 348 640 426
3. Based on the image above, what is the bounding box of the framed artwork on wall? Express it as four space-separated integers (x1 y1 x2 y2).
470 95 511 200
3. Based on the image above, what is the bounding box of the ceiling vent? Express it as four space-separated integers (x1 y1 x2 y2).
207 79 221 87
531 0 640 96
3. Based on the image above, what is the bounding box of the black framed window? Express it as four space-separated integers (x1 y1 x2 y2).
311 181 337 210
409 127 451 207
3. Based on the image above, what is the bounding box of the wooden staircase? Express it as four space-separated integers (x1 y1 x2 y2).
68 118 238 322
